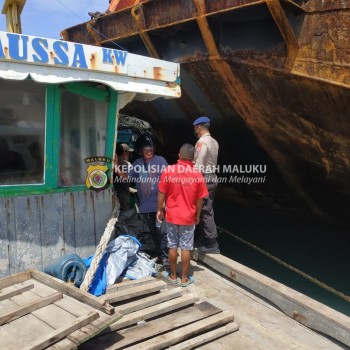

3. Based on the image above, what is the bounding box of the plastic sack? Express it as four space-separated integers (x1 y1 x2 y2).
123 252 157 280
106 234 141 287
115 207 148 237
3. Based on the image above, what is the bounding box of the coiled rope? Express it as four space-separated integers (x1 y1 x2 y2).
217 226 350 303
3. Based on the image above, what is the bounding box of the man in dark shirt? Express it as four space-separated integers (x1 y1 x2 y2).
114 143 134 212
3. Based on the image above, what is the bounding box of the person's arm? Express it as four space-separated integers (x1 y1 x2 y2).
127 159 137 179
195 198 204 225
157 191 166 222
194 142 208 171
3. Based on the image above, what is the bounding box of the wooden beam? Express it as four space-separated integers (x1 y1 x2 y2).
0 270 31 290
22 311 99 350
106 276 155 294
1 0 26 34
192 251 350 348
168 322 239 350
115 287 184 315
87 302 223 349
107 293 199 332
1 0 26 14
30 269 116 315
126 311 235 350
0 284 34 301
102 280 167 303
0 292 63 326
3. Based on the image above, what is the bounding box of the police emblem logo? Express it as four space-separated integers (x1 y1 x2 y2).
86 165 109 189
196 142 202 153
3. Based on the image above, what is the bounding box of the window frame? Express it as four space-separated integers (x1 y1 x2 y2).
0 80 118 196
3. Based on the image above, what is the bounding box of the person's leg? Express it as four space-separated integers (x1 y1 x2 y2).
166 222 180 282
117 191 130 212
179 224 195 283
168 248 178 281
201 180 218 239
140 212 161 257
198 180 220 254
160 221 169 267
180 249 191 283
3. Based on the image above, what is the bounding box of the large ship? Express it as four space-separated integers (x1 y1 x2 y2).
61 0 350 226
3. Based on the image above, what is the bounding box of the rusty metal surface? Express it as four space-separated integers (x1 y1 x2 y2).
61 0 350 224
294 8 350 86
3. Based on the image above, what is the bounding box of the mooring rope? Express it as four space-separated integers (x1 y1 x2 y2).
217 226 350 303
80 218 118 293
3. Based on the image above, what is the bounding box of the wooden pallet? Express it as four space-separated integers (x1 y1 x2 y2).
0 270 121 350
81 276 239 349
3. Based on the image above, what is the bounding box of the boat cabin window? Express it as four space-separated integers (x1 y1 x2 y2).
0 80 45 185
59 89 109 186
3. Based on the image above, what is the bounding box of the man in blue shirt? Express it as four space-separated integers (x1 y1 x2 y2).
128 133 169 269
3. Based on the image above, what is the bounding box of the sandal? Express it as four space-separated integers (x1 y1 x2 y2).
163 271 178 285
179 275 194 287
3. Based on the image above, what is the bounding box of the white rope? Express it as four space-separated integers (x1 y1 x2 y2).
80 218 118 293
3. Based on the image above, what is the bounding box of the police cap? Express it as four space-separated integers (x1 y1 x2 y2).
193 116 210 126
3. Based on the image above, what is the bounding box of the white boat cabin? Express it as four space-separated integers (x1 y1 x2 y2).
0 30 181 277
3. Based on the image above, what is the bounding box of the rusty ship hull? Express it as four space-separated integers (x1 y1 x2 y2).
62 0 350 225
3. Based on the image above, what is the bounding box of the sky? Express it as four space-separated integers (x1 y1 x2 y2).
0 0 107 39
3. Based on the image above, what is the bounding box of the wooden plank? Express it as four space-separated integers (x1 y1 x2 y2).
0 296 19 314
126 311 235 350
81 302 222 349
74 191 96 259
0 270 31 290
190 258 343 350
4 197 17 276
0 292 63 325
40 194 65 272
0 284 34 301
45 296 121 349
10 288 42 305
14 196 42 271
0 197 10 278
168 322 239 350
229 314 304 350
106 276 155 294
102 280 167 303
93 189 114 243
32 303 77 328
108 293 199 332
30 269 116 315
116 287 184 315
0 313 55 350
193 252 350 348
23 279 58 298
62 192 77 255
53 294 121 328
208 330 266 350
66 324 100 346
33 302 108 349
46 338 77 350
22 311 99 350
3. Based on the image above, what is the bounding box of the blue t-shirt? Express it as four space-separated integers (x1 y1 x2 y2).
128 155 168 213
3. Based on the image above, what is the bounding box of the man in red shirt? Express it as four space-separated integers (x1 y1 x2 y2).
157 143 208 286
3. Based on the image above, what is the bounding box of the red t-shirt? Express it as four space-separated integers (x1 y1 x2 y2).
158 159 209 225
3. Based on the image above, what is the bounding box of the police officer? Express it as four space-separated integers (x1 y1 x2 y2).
193 116 220 254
